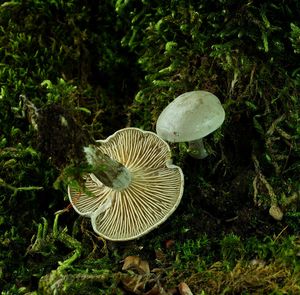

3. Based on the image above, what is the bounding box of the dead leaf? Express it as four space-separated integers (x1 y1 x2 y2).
178 282 193 295
122 255 150 274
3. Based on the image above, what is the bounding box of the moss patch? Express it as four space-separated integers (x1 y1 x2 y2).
0 0 299 294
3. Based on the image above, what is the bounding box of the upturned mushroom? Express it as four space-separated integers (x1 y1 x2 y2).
156 91 225 159
68 128 184 241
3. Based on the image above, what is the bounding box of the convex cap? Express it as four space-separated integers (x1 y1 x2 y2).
68 128 184 241
156 90 225 142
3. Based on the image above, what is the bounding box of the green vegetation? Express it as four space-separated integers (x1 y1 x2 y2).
0 0 299 294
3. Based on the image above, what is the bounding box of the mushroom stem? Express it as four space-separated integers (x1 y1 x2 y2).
188 139 208 159
84 145 132 190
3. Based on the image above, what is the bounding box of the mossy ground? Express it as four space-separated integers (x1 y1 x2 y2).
1 1 299 294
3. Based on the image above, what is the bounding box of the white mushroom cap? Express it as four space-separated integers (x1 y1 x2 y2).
68 128 184 241
156 91 225 142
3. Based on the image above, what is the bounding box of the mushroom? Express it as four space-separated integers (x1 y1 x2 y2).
156 91 225 159
68 127 184 241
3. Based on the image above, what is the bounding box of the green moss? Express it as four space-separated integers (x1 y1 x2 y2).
1 0 300 293
160 234 300 293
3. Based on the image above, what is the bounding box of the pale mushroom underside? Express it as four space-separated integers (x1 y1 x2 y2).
68 128 184 241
